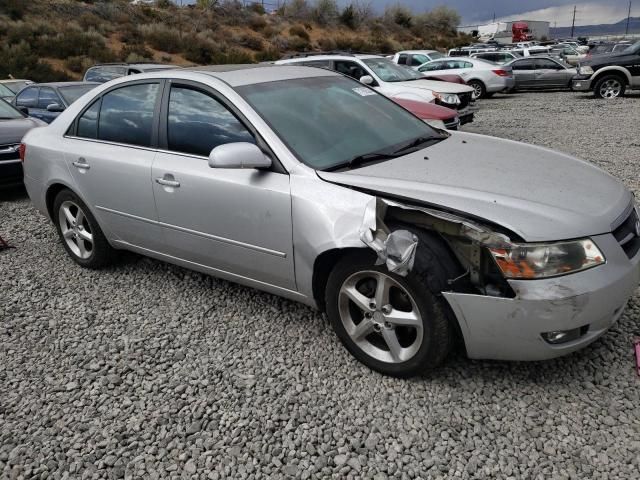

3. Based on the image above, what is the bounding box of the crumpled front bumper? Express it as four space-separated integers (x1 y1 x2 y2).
571 75 593 91
443 233 640 361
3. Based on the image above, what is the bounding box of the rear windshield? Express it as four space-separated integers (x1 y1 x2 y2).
59 85 98 104
3 81 31 93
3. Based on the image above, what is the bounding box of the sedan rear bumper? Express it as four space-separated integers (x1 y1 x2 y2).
0 159 23 188
443 233 640 361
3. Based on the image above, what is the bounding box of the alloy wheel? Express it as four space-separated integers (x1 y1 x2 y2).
338 271 423 364
58 200 94 259
471 83 483 99
599 79 622 98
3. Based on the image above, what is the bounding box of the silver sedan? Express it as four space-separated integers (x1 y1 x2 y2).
21 66 640 377
505 56 577 90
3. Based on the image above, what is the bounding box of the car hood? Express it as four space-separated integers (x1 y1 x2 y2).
0 117 45 144
392 79 474 94
391 98 458 120
317 131 630 242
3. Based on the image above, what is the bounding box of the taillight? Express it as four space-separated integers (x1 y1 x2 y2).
19 143 26 162
492 69 510 77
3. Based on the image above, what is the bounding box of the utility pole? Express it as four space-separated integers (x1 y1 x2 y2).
625 1 632 36
570 5 576 38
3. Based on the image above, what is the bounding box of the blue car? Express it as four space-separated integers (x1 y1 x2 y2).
12 82 98 124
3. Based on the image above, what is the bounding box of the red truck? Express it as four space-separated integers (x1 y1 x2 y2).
512 22 533 42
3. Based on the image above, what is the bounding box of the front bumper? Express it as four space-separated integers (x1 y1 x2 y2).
571 75 593 91
444 233 640 361
0 159 23 188
458 106 475 126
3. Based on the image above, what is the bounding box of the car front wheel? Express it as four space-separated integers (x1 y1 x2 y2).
53 189 115 268
325 247 456 378
468 80 486 99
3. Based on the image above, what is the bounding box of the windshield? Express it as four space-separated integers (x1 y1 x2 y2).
0 98 24 119
623 41 640 53
237 76 440 170
59 85 97 104
3 81 31 94
0 84 14 97
361 58 423 82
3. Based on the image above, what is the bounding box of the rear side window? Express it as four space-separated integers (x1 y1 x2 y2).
15 87 38 107
37 87 61 109
397 54 408 65
77 99 101 139
411 54 429 66
334 61 367 81
167 86 254 157
511 60 534 71
98 83 159 147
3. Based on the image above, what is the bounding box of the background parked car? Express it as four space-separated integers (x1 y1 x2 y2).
549 46 586 65
12 82 99 123
417 57 514 99
276 54 476 125
0 99 45 188
505 56 576 91
471 51 522 64
83 62 178 83
0 79 34 102
392 50 446 69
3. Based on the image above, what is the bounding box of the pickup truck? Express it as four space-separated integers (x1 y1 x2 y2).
572 41 640 98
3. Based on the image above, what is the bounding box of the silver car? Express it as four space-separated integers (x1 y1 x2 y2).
417 57 516 99
21 66 640 377
506 56 577 91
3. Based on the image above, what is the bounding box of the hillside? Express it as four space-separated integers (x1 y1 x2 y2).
550 17 640 38
0 0 470 81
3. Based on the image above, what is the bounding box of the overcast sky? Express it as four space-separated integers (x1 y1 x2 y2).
372 1 635 26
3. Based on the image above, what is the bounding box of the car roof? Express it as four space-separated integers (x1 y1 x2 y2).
89 63 175 70
397 50 438 55
27 81 100 88
0 79 31 83
183 64 339 87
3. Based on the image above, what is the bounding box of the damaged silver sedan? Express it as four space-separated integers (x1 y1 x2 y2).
22 65 640 377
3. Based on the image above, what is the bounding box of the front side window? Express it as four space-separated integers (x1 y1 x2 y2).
334 61 367 81
15 87 38 107
37 87 62 109
511 60 534 71
238 76 441 171
361 58 423 82
535 59 562 70
98 83 159 147
167 86 254 157
411 54 429 66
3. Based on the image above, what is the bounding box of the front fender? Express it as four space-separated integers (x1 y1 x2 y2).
592 65 633 84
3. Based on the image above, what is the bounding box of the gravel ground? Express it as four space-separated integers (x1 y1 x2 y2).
1 91 639 480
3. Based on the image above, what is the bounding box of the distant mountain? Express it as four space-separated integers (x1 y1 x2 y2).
550 17 640 37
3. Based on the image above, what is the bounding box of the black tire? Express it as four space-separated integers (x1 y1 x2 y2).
53 189 116 269
468 80 487 99
325 229 462 377
593 74 626 99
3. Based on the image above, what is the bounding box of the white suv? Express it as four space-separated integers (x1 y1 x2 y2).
391 50 446 69
276 54 475 125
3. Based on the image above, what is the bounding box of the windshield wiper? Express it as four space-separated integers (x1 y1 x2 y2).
325 151 399 171
392 135 446 155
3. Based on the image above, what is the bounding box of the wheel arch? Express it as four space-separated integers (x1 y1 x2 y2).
312 247 365 312
592 66 632 85
45 182 74 221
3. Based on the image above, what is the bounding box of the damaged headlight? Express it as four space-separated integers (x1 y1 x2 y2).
434 92 460 105
488 238 605 279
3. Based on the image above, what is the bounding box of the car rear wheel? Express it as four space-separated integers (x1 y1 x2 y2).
594 75 626 99
468 80 486 99
53 189 115 268
325 238 459 377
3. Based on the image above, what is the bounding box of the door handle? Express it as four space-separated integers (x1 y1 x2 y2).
72 158 90 170
155 177 180 188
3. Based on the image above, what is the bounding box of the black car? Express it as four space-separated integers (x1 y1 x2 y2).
12 82 98 124
0 99 44 188
572 41 640 98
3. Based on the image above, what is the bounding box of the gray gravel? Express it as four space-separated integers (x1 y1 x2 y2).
1 91 640 479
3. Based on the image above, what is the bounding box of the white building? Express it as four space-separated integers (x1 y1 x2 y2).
458 20 551 41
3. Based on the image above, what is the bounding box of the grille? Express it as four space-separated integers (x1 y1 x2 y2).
0 143 20 162
458 92 472 110
612 206 640 259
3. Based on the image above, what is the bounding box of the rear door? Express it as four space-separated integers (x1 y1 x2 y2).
151 81 295 289
64 81 163 251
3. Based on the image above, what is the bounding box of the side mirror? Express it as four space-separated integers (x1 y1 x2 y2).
17 106 29 115
208 142 272 170
46 103 65 113
359 75 374 85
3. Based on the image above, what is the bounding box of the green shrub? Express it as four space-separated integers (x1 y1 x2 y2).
254 46 280 62
120 43 154 62
289 24 310 41
339 4 357 29
288 36 310 52
317 36 336 51
247 3 265 15
3 0 27 20
239 32 264 51
140 24 183 53
0 42 70 82
248 15 267 30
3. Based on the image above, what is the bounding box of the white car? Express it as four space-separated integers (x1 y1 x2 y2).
391 50 446 69
417 57 515 99
471 51 522 64
276 54 476 125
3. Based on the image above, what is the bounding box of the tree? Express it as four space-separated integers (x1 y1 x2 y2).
313 0 338 26
340 4 357 29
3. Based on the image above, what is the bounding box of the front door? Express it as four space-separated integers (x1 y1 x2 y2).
511 59 536 88
151 83 295 289
64 81 163 251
